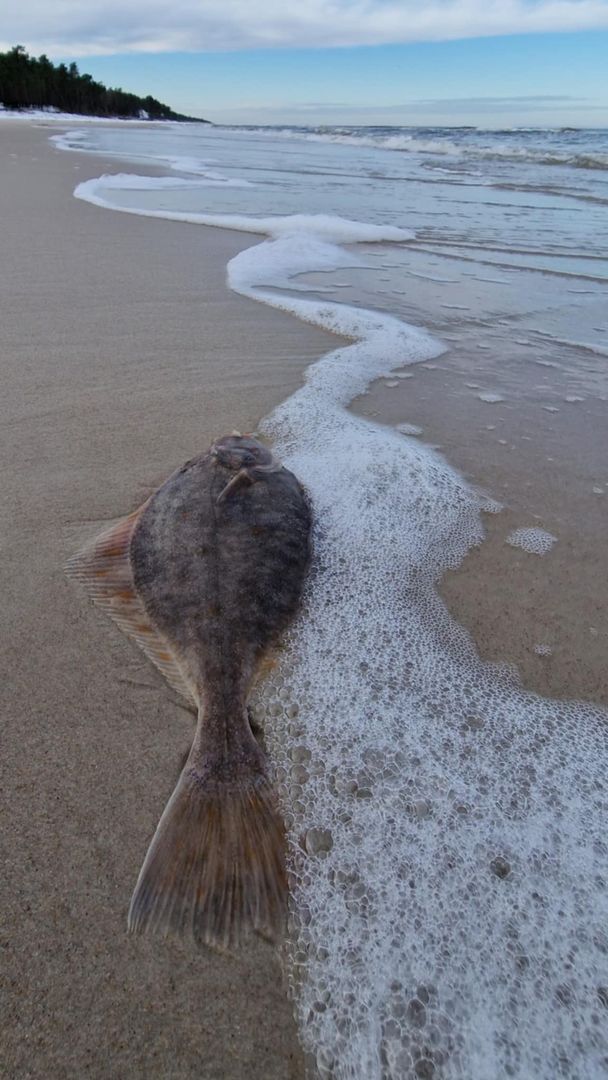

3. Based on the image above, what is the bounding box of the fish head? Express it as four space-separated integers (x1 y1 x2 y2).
210 434 276 472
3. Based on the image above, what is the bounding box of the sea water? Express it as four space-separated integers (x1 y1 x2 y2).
53 123 608 1079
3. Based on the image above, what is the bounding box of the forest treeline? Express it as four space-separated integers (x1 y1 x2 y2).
0 46 202 120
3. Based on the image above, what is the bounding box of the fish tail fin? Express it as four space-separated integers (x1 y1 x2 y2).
127 750 287 949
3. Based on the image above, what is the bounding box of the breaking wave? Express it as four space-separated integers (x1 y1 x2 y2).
234 125 608 171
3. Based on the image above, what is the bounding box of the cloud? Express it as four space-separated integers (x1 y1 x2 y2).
414 94 583 104
210 94 590 118
2 0 608 57
203 92 607 126
407 93 590 112
266 94 586 109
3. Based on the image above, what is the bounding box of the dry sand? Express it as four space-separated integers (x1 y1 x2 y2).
0 122 339 1080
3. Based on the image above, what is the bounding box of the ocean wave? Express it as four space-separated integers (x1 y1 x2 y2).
73 174 415 244
232 125 608 171
531 333 608 357
51 131 253 187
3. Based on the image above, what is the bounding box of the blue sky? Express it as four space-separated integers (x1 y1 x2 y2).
2 0 608 126
65 33 608 126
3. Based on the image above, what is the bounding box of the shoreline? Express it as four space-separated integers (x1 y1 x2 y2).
0 120 341 1080
352 336 608 707
4 116 607 1078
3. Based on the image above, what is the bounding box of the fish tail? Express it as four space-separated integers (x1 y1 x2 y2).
127 748 287 949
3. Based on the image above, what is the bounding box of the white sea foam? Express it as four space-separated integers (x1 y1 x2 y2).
507 528 557 555
52 136 251 187
70 162 608 1080
477 392 504 404
396 423 423 436
74 174 414 246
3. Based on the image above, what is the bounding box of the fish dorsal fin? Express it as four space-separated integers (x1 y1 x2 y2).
65 505 198 708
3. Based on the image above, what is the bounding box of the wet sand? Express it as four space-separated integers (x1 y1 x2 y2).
0 122 338 1080
296 231 607 706
354 346 608 707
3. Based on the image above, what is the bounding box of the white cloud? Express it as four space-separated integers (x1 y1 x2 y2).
1 0 608 57
206 92 605 125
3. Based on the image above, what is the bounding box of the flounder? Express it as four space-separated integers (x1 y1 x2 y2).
66 434 311 948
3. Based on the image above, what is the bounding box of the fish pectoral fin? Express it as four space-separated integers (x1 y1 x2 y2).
216 467 256 504
64 506 197 709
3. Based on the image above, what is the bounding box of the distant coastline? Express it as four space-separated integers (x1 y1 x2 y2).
0 46 207 122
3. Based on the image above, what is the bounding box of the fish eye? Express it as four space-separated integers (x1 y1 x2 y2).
211 434 275 472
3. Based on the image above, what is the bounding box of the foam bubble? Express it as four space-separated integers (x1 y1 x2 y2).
507 528 557 555
477 392 504 403
480 496 503 513
256 397 607 1078
396 423 423 436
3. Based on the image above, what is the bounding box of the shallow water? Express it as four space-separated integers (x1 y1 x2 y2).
55 122 608 429
53 122 608 1079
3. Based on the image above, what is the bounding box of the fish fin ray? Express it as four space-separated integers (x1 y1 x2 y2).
64 508 197 707
128 760 286 949
216 467 254 504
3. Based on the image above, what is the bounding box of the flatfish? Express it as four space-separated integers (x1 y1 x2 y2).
65 434 312 948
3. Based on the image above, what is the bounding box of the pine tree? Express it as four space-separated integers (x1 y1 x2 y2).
0 46 202 121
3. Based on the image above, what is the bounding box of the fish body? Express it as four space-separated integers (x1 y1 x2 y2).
66 435 311 947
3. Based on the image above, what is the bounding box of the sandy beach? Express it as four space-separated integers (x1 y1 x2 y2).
3 117 607 1080
0 122 338 1080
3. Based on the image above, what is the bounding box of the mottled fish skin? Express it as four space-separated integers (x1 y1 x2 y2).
66 435 311 949
131 438 311 730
